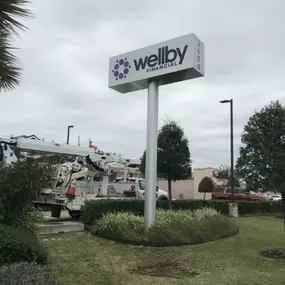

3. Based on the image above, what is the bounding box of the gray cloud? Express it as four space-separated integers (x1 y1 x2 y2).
2 0 285 168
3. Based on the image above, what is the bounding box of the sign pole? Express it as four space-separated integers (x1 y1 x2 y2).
144 79 159 229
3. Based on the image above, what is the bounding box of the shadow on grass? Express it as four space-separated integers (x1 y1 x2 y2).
239 212 282 218
92 229 239 247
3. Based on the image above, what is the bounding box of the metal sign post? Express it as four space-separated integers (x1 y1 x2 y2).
144 80 159 228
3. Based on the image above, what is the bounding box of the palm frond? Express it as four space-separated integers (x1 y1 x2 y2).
0 0 32 36
0 36 21 91
0 0 31 91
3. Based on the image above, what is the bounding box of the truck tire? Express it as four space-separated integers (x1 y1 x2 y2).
51 204 62 218
157 195 168 201
68 210 80 220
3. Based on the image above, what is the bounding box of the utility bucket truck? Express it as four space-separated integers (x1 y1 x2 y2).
0 136 168 218
65 176 168 219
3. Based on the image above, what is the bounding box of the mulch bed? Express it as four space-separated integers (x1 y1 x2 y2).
260 250 285 260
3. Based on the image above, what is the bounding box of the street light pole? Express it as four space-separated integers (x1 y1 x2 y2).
230 99 234 201
67 125 74 145
220 99 234 201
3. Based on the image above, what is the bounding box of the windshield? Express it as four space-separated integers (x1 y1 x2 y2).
213 187 224 193
234 188 246 193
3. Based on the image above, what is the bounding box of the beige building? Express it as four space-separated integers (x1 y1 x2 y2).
158 167 224 200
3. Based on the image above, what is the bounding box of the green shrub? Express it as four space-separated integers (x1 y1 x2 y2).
150 208 231 244
155 208 219 227
198 176 215 199
0 262 58 285
93 208 238 245
0 224 48 265
167 200 230 214
170 200 281 215
22 207 45 233
82 199 282 226
0 159 52 229
95 212 144 241
148 215 236 244
81 199 145 225
237 201 282 214
192 207 220 220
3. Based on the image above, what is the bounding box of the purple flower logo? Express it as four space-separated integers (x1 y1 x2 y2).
112 58 131 80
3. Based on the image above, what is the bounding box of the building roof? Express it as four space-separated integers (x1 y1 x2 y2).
12 134 40 140
194 167 217 170
212 177 228 186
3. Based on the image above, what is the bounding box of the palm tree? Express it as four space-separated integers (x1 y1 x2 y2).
0 0 31 91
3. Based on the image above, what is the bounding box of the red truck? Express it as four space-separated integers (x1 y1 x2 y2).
211 187 265 201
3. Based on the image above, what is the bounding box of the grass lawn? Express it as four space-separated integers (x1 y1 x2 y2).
45 217 285 285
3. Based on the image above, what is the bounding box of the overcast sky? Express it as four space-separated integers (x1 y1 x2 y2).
1 0 285 168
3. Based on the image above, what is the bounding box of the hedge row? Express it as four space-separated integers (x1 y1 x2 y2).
81 199 282 225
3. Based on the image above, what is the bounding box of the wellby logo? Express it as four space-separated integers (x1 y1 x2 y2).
112 58 131 80
112 45 188 80
134 45 188 73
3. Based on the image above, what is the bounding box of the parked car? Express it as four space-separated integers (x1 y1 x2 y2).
211 187 265 201
268 194 282 201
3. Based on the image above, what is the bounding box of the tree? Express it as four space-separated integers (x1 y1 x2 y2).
139 150 146 177
236 101 285 224
214 165 240 187
0 0 31 91
198 176 214 200
140 119 192 209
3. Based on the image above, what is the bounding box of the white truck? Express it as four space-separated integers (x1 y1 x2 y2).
65 176 168 218
0 136 168 218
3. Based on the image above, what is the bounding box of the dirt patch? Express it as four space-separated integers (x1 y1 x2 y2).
131 257 199 279
260 250 285 260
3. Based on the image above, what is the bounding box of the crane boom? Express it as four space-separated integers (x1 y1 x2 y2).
0 137 141 166
0 136 143 214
